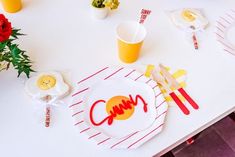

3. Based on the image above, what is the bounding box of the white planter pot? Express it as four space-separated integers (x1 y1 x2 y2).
91 6 109 19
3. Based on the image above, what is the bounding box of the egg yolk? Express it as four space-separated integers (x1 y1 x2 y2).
106 96 135 120
182 10 197 22
37 75 56 90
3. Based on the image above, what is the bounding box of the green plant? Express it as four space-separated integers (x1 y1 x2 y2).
92 0 119 10
0 14 34 78
92 0 105 8
0 29 34 78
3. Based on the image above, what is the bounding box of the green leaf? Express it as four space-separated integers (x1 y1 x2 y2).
11 28 25 39
0 42 7 51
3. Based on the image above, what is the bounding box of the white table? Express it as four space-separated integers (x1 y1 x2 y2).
1 0 235 156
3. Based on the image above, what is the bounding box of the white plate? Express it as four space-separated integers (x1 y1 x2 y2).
70 67 168 149
215 9 235 56
83 78 157 138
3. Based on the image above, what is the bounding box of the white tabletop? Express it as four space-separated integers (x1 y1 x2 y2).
1 0 235 156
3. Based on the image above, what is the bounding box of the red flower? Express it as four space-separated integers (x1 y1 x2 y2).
0 14 12 42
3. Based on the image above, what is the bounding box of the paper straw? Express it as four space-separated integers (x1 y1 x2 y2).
131 9 151 42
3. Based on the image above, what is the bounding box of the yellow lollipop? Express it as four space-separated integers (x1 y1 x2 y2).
25 72 70 128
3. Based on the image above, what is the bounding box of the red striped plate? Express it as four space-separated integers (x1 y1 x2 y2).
70 67 168 149
215 9 235 56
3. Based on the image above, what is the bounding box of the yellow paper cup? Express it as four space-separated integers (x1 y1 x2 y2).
116 21 146 63
1 0 22 13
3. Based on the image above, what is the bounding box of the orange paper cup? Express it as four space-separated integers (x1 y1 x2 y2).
1 0 22 13
116 21 146 63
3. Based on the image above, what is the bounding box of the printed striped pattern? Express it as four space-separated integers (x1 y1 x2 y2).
70 67 168 149
215 9 235 56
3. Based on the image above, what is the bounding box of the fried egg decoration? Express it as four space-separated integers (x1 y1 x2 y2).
25 71 69 102
170 9 208 30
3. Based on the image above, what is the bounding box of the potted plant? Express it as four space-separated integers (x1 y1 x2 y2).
0 14 34 78
91 0 120 19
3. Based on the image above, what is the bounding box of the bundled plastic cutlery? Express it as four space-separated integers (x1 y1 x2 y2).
152 64 199 115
